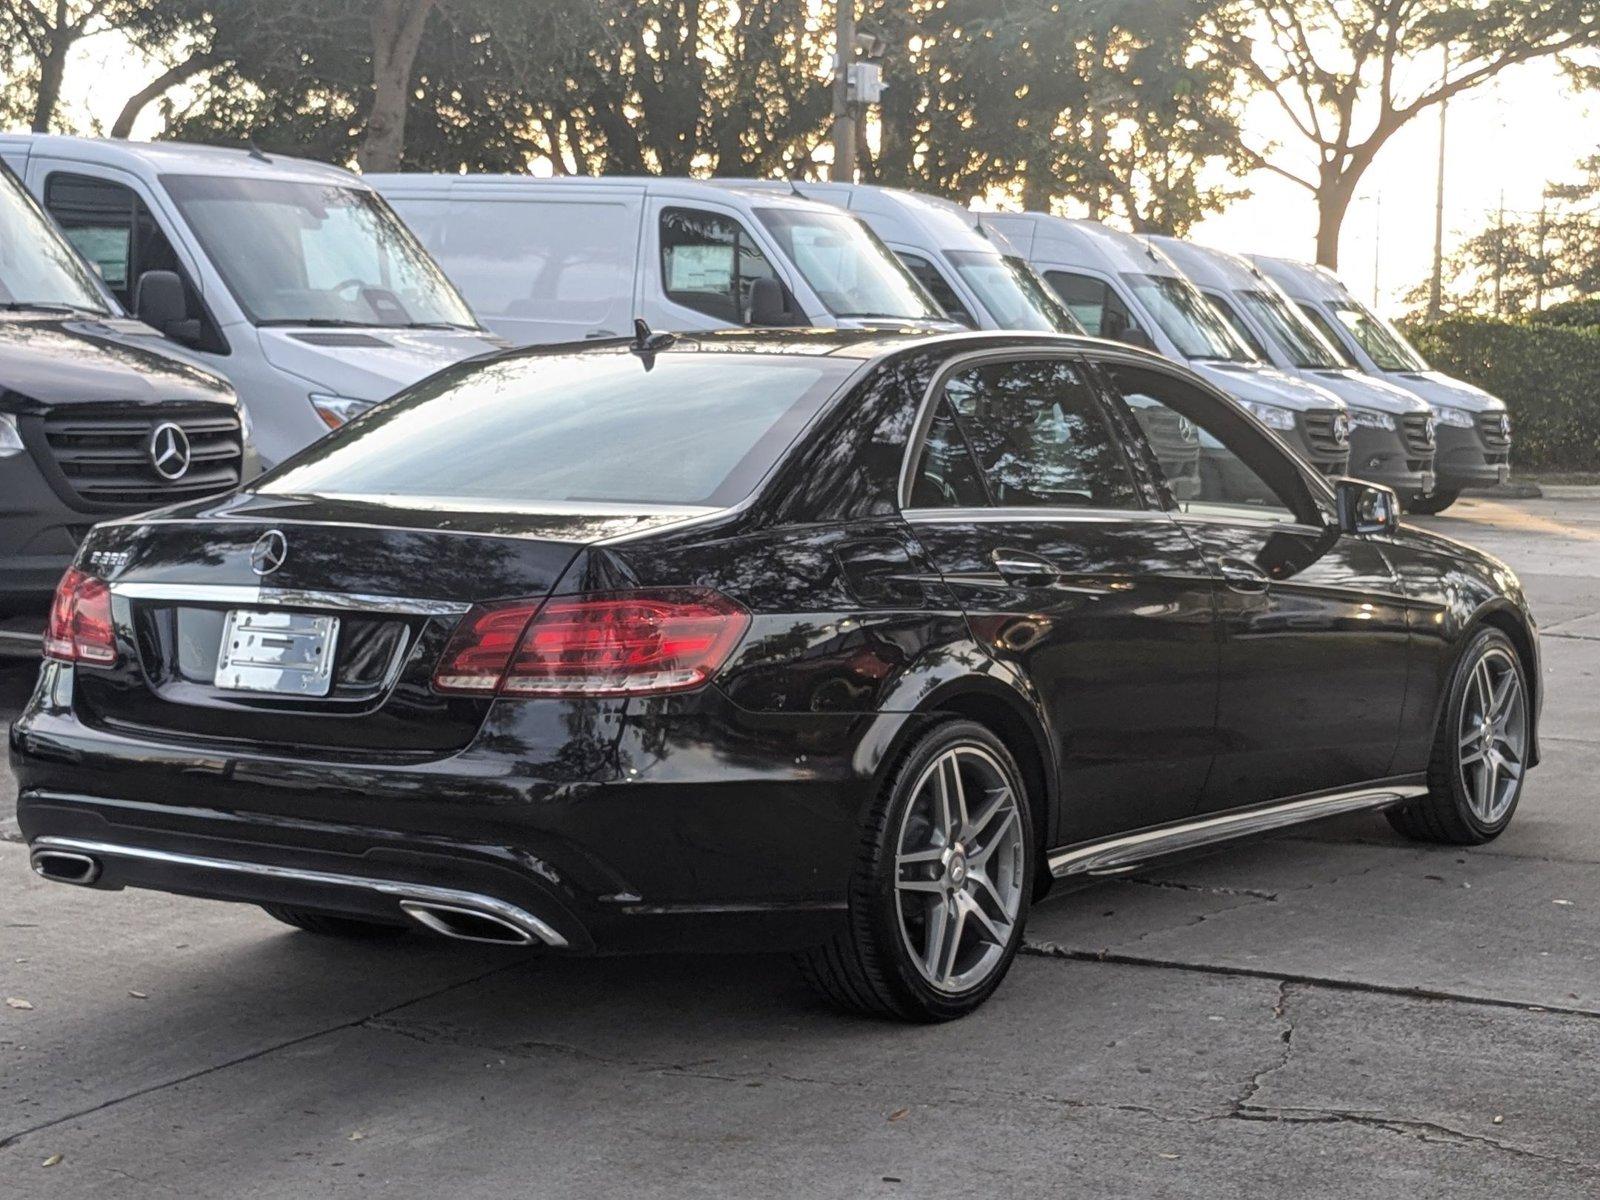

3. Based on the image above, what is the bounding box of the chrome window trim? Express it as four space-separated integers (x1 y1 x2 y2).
902 506 1173 525
109 581 471 618
30 835 567 947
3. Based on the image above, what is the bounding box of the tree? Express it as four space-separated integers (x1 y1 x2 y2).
1204 0 1600 268
359 0 438 171
0 0 154 131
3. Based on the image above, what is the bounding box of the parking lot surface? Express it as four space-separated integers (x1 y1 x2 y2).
3 495 1598 1198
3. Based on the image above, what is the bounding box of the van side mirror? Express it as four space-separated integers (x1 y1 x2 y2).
134 271 199 343
747 277 805 327
1335 478 1399 536
1116 326 1156 352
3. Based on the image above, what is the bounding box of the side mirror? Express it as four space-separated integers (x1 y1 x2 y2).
134 270 203 345
1335 478 1400 536
747 277 805 327
1116 326 1156 351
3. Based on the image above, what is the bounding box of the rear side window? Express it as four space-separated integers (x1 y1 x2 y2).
260 352 854 509
911 357 1138 510
1046 270 1135 339
660 207 779 324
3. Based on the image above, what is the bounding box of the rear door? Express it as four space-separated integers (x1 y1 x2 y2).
1099 360 1410 811
902 350 1219 843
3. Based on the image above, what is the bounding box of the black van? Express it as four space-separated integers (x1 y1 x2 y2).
1 159 247 652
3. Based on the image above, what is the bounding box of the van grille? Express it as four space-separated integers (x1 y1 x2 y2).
1401 413 1436 455
40 403 243 509
1302 409 1349 456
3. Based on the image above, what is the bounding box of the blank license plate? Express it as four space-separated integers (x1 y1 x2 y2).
214 610 340 697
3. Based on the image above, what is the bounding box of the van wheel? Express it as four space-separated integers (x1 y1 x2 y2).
797 720 1035 1021
261 905 408 939
1403 488 1460 515
1387 628 1530 845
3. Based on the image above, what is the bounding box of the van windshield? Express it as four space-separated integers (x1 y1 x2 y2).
754 207 941 322
1122 273 1254 362
258 352 854 508
162 174 477 329
1328 299 1428 372
946 250 1079 332
0 165 112 314
1237 288 1344 369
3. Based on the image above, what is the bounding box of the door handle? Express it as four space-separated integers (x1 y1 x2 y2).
585 329 619 339
991 548 1060 586
1216 555 1271 593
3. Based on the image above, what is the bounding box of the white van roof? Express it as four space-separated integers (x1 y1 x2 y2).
1249 255 1352 304
712 180 1012 253
1150 238 1270 293
980 212 1184 278
368 172 835 215
0 133 366 189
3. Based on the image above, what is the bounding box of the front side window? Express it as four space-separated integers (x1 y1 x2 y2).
46 172 184 309
1047 270 1136 339
1122 272 1255 362
260 352 853 509
1296 303 1360 367
0 166 111 313
1237 288 1344 369
1106 363 1307 523
162 174 476 328
897 251 975 326
754 207 940 321
1328 299 1428 372
911 357 1138 509
660 206 781 324
1204 292 1268 359
947 250 1077 332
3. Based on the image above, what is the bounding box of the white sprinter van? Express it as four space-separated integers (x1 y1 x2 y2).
1154 237 1438 503
0 135 505 468
986 212 1353 479
1251 255 1511 514
368 175 956 345
714 181 1082 333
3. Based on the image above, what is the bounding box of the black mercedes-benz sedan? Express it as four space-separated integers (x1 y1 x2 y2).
11 329 1541 1021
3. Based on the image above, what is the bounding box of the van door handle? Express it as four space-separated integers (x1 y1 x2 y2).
585 329 619 339
991 548 1060 586
1217 555 1271 593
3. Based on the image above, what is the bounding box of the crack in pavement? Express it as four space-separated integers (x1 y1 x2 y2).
0 960 524 1155
1232 980 1296 1112
1019 939 1600 1019
1126 877 1281 902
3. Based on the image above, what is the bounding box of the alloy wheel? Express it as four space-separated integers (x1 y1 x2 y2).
1457 645 1527 825
893 744 1025 993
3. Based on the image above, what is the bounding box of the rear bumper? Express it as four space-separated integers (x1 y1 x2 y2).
11 667 907 953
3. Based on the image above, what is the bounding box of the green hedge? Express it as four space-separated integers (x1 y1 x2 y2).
1402 316 1600 471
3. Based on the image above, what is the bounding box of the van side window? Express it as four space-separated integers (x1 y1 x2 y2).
660 207 779 324
1296 302 1361 368
896 252 974 326
1045 271 1135 339
1205 291 1268 358
45 173 178 308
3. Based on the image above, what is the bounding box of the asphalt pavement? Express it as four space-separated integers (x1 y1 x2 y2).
3 494 1598 1198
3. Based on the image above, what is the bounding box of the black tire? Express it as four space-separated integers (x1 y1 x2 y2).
260 904 408 939
796 719 1036 1022
1386 627 1529 845
1402 488 1461 516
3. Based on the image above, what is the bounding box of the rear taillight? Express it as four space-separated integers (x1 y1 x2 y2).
432 589 749 699
43 568 117 666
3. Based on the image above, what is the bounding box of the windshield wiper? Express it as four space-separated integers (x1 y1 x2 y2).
0 300 111 316
256 318 388 328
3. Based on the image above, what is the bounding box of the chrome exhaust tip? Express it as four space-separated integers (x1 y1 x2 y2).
30 849 102 886
399 899 537 946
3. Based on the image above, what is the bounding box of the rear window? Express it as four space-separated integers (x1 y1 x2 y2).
258 352 853 509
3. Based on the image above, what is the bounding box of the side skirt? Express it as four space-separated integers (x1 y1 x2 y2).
1047 779 1428 879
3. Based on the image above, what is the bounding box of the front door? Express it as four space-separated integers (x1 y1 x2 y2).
902 352 1219 844
1100 361 1410 811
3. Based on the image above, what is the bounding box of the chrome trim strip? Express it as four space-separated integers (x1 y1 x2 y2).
109 582 471 618
903 506 1173 525
1047 783 1428 878
31 836 569 948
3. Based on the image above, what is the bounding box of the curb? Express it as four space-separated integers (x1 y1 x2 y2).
1535 484 1600 500
1462 483 1543 499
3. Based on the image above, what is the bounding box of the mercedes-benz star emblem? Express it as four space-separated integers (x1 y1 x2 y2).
148 421 192 481
1331 412 1352 448
249 529 288 577
1498 414 1511 439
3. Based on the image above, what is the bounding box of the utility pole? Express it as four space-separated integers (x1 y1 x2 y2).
831 0 857 182
1428 46 1449 319
1534 189 1548 313
1372 193 1382 306
1492 192 1505 315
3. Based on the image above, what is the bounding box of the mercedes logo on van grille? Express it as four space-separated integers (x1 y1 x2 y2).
249 529 288 577
1331 412 1352 448
148 421 192 481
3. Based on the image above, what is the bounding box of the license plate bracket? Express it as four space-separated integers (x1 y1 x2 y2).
214 610 340 697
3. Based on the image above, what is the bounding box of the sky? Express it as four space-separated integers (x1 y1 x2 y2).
43 24 1600 317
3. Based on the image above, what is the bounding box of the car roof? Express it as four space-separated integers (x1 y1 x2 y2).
366 172 838 213
1150 238 1270 293
0 133 364 188
981 212 1185 278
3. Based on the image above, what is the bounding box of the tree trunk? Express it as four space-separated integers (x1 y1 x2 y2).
111 53 219 139
358 0 437 173
1314 162 1360 270
30 6 73 133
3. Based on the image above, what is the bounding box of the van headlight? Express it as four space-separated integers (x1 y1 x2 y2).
0 413 23 458
309 393 377 430
1349 408 1395 430
1239 400 1296 430
1432 405 1475 428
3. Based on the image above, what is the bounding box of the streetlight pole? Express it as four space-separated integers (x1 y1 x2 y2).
1428 45 1449 319
832 0 856 182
